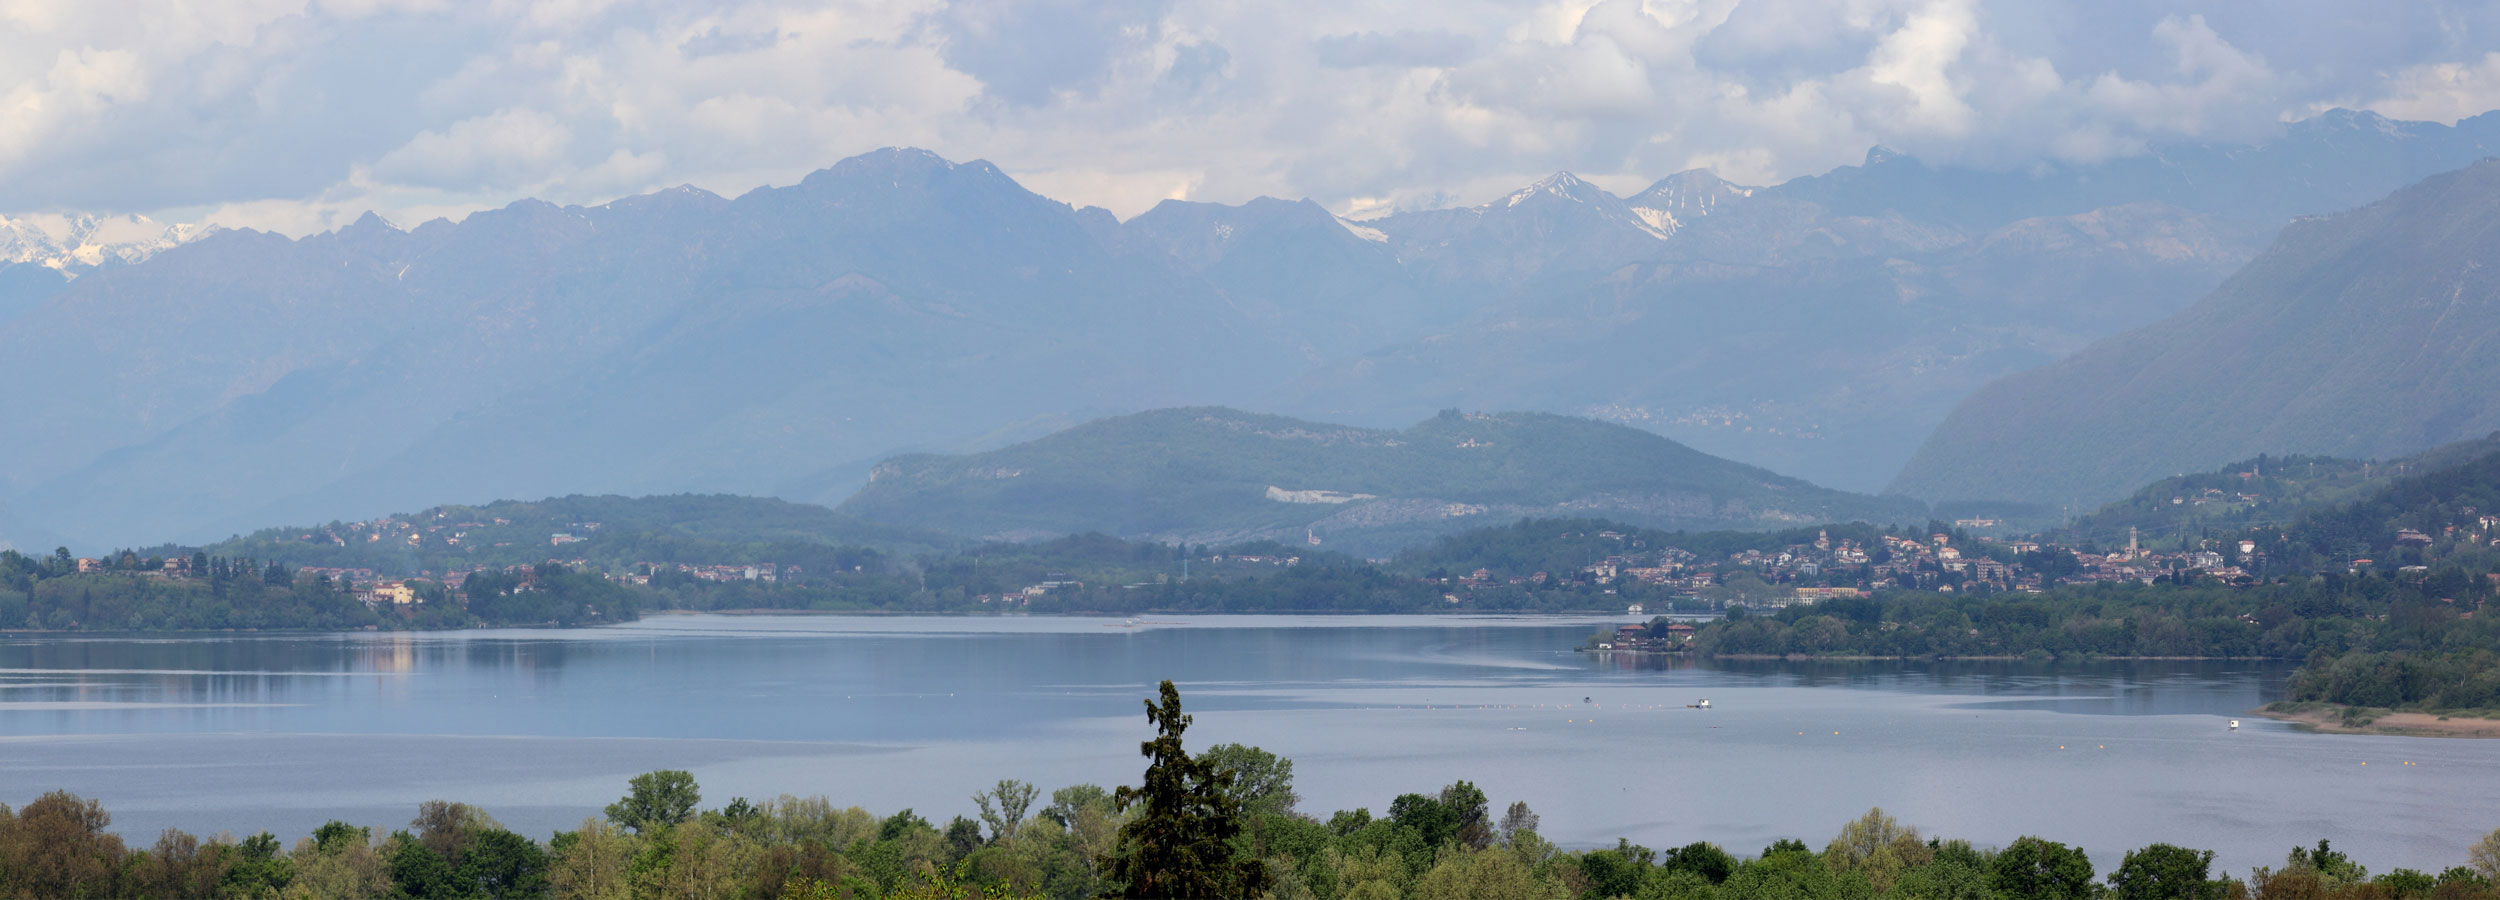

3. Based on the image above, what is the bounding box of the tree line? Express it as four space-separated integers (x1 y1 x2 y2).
1 682 2496 900
0 550 636 632
1687 569 2499 662
2284 648 2500 712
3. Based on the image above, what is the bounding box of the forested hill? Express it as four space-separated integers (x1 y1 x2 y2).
194 494 960 577
2256 437 2500 575
2056 433 2500 549
836 407 1928 554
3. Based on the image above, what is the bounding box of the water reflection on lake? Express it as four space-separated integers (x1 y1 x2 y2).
0 614 2487 879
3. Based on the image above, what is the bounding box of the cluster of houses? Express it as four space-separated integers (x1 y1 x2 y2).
973 580 1085 606
317 559 801 604
623 562 789 585
1446 524 2331 610
1593 620 1698 652
278 512 606 553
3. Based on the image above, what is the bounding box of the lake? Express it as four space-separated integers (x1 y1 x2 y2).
0 614 2490 879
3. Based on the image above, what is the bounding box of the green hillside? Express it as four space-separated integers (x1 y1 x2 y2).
836 407 1927 553
2055 432 2500 550
195 494 960 576
1891 160 2500 506
2259 439 2500 576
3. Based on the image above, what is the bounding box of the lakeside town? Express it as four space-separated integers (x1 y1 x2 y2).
58 503 2494 620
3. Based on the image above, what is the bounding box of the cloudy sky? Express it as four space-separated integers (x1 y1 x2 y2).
5 0 2499 235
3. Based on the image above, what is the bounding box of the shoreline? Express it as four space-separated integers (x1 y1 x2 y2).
1703 653 2278 662
651 607 1634 617
2254 702 2500 738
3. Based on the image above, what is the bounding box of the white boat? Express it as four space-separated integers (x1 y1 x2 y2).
2228 719 2240 730
1695 699 1712 709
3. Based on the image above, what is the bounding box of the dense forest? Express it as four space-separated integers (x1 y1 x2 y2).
0 682 2493 900
2283 649 2500 713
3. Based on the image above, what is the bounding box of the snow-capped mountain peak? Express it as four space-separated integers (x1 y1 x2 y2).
1624 169 1756 237
0 212 214 274
1501 171 1606 207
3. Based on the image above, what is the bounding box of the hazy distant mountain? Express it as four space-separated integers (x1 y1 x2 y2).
1361 172 1675 297
5 109 2498 549
0 264 65 329
1114 196 1436 359
836 407 1928 553
0 149 1290 545
1891 160 2500 507
1277 201 2247 489
1775 110 2500 234
1273 112 2500 491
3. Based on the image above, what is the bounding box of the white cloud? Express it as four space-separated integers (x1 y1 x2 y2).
2078 15 2278 139
372 107 574 190
2359 52 2500 124
0 0 2488 234
1859 0 1978 137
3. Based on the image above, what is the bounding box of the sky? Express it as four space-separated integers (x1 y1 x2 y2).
4 0 2499 236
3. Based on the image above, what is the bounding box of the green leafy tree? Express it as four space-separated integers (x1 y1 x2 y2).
1824 807 1931 891
2376 868 2437 897
1412 845 1552 900
1661 842 1737 884
458 828 551 899
221 831 296 898
2288 839 2368 884
1577 840 1654 899
1197 744 1298 819
1043 785 1112 828
1893 842 1994 900
1108 680 1267 899
605 770 701 834
1991 836 2095 900
388 839 461 900
945 816 986 859
1497 802 1539 847
2472 827 2500 882
547 817 635 900
1722 844 1875 900
974 779 1039 843
2112 843 2225 900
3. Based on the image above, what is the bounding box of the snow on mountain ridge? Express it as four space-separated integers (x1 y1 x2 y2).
1335 216 1388 243
1624 170 1755 239
1502 171 1603 207
0 213 213 274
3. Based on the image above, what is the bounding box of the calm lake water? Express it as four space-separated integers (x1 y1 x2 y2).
1 614 2491 878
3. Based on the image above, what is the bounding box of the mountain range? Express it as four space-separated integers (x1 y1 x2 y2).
835 407 1926 554
1892 160 2500 507
5 108 2500 549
